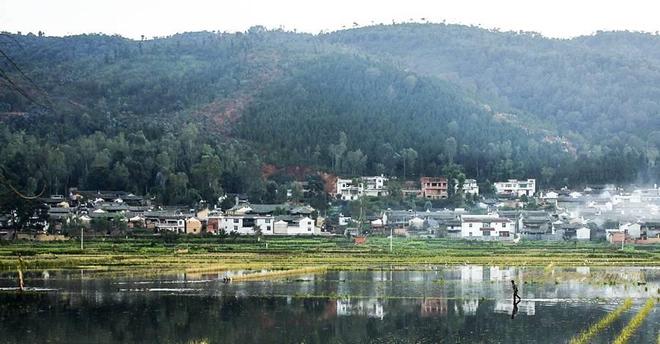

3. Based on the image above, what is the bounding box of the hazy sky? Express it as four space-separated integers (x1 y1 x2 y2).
1 0 660 39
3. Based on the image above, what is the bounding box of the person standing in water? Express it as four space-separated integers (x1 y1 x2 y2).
511 280 521 302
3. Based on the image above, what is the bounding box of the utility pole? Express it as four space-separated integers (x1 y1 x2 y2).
390 226 393 253
80 227 84 250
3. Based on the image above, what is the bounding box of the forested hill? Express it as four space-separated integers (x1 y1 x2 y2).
0 25 658 206
327 24 660 147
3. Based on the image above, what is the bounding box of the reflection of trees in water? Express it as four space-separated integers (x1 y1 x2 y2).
1 267 658 342
1 293 650 343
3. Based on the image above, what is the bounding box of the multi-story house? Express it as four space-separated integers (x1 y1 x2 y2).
494 179 536 197
459 214 514 239
216 214 274 235
335 175 389 200
457 179 479 196
361 175 389 197
336 178 363 201
420 177 448 199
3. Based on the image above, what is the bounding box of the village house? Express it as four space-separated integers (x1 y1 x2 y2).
575 226 591 240
71 190 148 206
207 202 318 235
607 230 626 244
494 179 536 197
185 217 202 234
459 214 514 240
619 222 642 239
273 216 317 235
214 214 274 235
640 221 660 238
143 211 200 234
457 179 479 196
335 175 389 200
540 191 559 206
208 214 318 236
335 178 362 201
499 210 556 240
445 218 462 238
401 181 423 199
361 175 389 197
420 177 448 199
205 209 223 233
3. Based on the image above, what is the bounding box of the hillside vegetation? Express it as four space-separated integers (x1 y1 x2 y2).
0 24 658 209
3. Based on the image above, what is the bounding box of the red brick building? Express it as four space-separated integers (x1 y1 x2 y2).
420 177 448 199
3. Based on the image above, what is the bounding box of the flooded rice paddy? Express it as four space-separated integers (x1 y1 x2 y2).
0 266 657 343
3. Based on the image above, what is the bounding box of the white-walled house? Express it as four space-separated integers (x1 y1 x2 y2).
286 217 317 235
218 215 274 235
459 215 514 239
362 175 389 197
273 216 317 235
336 178 362 201
494 179 536 197
576 226 591 240
214 214 318 236
619 223 642 239
336 175 389 200
457 179 479 196
157 218 186 233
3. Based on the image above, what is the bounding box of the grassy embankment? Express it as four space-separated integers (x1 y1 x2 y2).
0 236 658 277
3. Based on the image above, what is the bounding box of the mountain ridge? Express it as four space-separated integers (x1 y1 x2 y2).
0 24 657 205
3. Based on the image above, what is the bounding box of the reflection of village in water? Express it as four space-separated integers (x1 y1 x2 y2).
2 265 656 321
300 265 655 320
1 264 659 344
329 266 536 319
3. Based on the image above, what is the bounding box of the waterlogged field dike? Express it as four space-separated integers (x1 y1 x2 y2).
0 237 658 275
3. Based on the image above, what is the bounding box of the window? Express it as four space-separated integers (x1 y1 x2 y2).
266 226 271 231
265 219 271 223
483 230 490 236
233 226 238 231
233 219 239 223
469 232 473 236
469 223 472 228
502 223 506 228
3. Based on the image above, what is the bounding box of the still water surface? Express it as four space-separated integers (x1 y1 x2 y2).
0 266 658 343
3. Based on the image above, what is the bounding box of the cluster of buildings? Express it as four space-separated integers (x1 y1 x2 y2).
540 185 660 244
380 208 591 241
3 176 659 245
207 203 322 236
0 189 323 237
335 175 479 201
33 190 207 235
358 183 660 243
